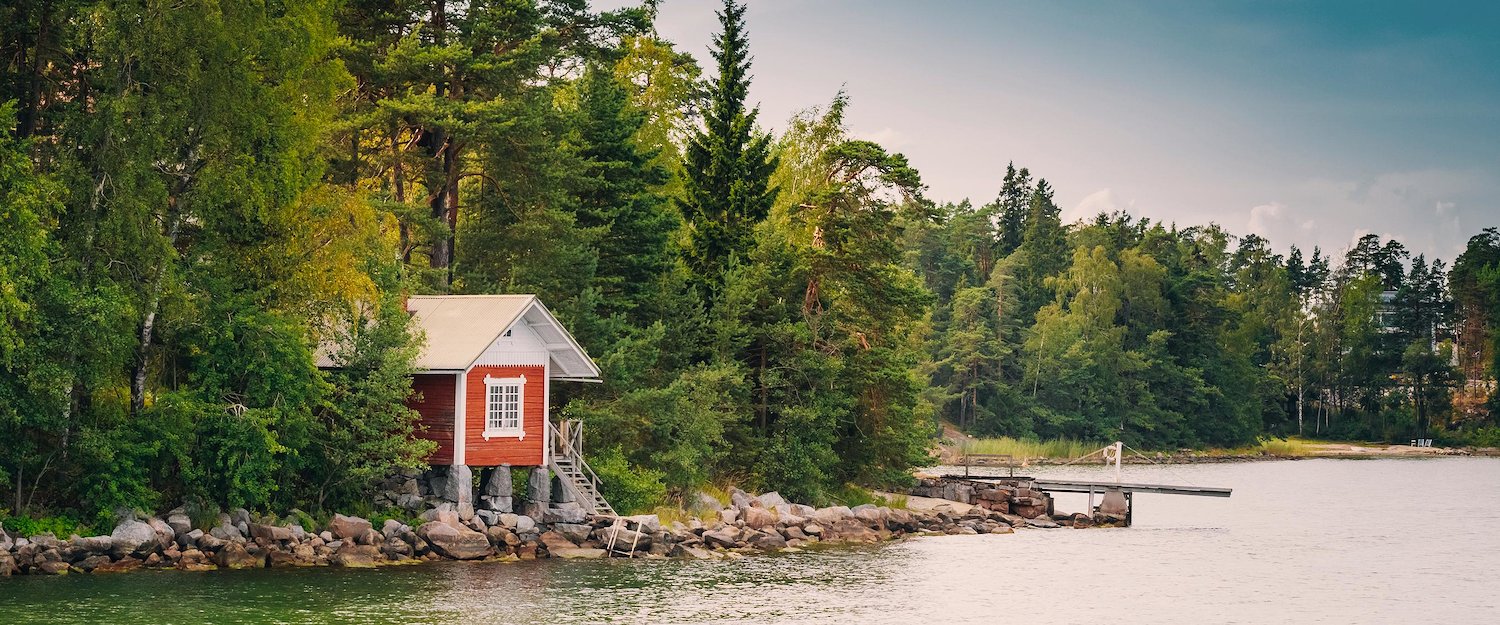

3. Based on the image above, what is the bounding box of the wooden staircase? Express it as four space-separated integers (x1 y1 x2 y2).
550 420 615 517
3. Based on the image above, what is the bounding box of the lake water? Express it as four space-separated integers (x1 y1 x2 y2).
2 458 1497 624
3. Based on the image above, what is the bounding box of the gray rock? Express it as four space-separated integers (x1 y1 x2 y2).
757 492 788 508
183 529 205 549
319 531 334 543
720 508 739 524
475 510 499 527
289 524 307 541
479 495 513 512
457 501 475 522
110 519 158 558
812 506 854 526
747 529 787 550
526 468 551 507
802 523 824 536
229 508 251 527
790 504 817 518
692 492 724 513
854 506 886 526
73 535 114 554
331 543 381 568
210 523 242 542
542 502 586 524
703 527 740 548
443 464 473 504
729 488 751 509
555 523 592 545
498 513 520 528
483 465 514 497
515 515 536 533
1025 515 1060 529
397 493 426 511
550 474 576 504
165 514 192 536
249 523 292 542
623 514 663 535
602 526 652 552
195 532 224 551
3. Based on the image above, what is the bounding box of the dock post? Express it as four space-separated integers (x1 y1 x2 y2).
1125 492 1133 527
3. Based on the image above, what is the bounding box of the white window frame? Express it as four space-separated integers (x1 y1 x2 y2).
482 375 526 440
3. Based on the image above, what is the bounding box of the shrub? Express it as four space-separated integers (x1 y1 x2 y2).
588 447 667 515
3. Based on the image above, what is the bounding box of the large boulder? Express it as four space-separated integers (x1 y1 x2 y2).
110 519 158 558
73 535 114 555
601 526 651 552
826 519 882 543
416 521 492 560
746 529 787 550
215 542 263 569
756 492 788 508
249 523 292 542
0 551 16 577
741 506 777 530
853 505 886 527
555 523 592 546
812 506 853 526
702 527 740 549
329 514 373 540
165 513 193 536
623 514 663 535
538 530 577 552
145 517 175 551
331 543 382 568
542 502 586 524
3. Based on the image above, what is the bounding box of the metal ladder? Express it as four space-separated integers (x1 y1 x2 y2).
549 420 616 516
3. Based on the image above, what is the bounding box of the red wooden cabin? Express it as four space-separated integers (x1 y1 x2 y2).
398 295 601 468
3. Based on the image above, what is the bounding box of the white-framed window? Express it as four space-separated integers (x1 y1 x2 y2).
483 375 526 439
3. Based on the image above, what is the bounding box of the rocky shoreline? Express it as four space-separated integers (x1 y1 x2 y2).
0 486 1114 577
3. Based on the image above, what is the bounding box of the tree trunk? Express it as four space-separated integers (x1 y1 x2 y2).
130 191 187 416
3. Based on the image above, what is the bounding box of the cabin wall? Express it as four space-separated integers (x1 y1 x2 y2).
464 364 547 466
408 373 458 465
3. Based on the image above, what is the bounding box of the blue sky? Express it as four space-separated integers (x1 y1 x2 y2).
609 0 1500 261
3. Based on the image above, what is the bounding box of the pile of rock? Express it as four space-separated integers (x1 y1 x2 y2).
908 477 1056 518
0 484 1112 576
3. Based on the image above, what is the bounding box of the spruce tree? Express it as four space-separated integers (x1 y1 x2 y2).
679 0 779 299
995 162 1033 256
571 65 678 324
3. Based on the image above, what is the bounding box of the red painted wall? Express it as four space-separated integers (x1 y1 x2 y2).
409 373 456 465
464 365 547 466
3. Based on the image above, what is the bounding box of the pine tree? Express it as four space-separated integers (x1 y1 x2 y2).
679 0 779 300
1011 179 1070 325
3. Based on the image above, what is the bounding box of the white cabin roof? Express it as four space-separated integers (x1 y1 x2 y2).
405 295 601 380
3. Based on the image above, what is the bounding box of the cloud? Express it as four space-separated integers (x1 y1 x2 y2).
1068 188 1129 223
1245 168 1492 260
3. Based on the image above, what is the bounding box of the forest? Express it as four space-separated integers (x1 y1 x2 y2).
2 0 1498 525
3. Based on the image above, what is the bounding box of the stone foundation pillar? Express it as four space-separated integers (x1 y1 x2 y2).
443 464 473 506
523 468 551 518
479 465 514 512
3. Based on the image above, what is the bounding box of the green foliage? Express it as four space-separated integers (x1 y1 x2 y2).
0 510 87 539
588 447 668 515
679 0 780 300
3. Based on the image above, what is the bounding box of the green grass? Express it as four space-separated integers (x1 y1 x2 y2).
1216 436 1318 457
957 436 1102 460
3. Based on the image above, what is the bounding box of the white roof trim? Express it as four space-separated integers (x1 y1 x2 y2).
482 299 602 381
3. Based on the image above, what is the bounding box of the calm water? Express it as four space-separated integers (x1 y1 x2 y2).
2 458 1497 624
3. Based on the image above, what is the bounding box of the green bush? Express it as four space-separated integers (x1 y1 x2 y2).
0 510 88 538
588 447 667 515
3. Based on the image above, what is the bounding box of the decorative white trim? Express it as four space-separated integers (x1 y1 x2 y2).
453 372 466 465
543 359 551 466
482 375 526 440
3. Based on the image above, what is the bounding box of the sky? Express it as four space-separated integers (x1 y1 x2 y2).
599 0 1500 262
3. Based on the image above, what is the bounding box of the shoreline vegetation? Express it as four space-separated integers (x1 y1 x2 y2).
941 434 1495 465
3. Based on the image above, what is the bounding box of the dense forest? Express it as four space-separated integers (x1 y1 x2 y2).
2 0 1498 525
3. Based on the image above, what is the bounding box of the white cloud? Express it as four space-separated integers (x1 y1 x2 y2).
1068 188 1126 224
1243 168 1493 260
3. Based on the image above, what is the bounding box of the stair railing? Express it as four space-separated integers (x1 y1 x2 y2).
553 419 608 513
